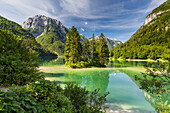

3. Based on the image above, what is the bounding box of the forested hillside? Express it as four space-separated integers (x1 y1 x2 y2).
0 16 57 60
110 0 170 60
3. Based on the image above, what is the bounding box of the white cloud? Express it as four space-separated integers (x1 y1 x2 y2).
138 0 167 14
0 0 166 42
81 28 85 32
59 0 90 18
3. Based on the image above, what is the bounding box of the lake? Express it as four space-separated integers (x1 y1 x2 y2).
40 58 157 112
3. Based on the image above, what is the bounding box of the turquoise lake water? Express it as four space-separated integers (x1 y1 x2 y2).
42 59 156 112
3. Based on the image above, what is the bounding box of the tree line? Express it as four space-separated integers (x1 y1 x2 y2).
64 26 109 68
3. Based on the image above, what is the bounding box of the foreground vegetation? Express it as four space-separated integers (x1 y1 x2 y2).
64 26 109 68
0 29 109 112
0 80 109 112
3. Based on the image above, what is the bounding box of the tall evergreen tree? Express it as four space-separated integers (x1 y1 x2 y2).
90 34 95 61
98 33 109 66
84 39 90 61
64 29 71 63
64 26 82 64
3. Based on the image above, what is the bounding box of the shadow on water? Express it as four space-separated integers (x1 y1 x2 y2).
39 56 65 66
44 73 65 77
107 60 156 68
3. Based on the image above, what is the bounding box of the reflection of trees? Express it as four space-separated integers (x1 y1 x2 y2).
41 56 65 66
118 68 170 112
63 69 113 94
108 60 153 68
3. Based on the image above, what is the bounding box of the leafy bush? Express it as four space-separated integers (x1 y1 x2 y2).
0 80 109 113
0 30 44 86
64 83 109 113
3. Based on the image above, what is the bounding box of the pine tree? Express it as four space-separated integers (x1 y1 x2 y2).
98 33 109 66
64 29 71 63
64 26 82 64
84 39 90 61
90 34 95 61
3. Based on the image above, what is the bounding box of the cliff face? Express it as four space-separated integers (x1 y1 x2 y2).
144 9 170 25
22 15 68 39
22 15 69 55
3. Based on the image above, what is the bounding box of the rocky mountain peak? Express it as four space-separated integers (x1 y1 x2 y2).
22 15 68 38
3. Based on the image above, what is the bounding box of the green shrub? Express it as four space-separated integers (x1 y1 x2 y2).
0 80 109 113
0 30 44 87
0 87 40 113
28 80 76 112
64 83 109 113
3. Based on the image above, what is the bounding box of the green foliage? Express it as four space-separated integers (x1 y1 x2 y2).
110 10 170 60
83 39 91 61
135 61 170 112
155 101 170 113
64 83 109 113
0 16 34 40
0 30 44 86
28 80 75 112
0 15 57 61
135 61 170 95
64 83 89 110
0 87 39 113
0 16 38 52
97 33 109 66
64 26 82 63
65 31 109 68
36 25 65 56
0 80 109 113
0 81 75 113
89 34 99 65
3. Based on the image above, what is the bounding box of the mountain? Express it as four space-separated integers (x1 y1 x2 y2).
23 15 122 55
22 15 68 56
80 34 88 45
0 15 57 60
110 0 170 60
89 36 122 50
105 38 122 50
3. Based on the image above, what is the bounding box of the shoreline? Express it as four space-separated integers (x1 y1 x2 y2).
39 65 146 72
110 58 168 62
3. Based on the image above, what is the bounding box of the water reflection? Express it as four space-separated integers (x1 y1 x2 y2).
108 60 154 68
46 69 113 94
43 59 157 112
45 68 155 112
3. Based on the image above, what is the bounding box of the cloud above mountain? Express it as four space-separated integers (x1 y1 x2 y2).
0 0 166 42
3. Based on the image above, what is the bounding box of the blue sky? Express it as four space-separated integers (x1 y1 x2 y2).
0 0 167 42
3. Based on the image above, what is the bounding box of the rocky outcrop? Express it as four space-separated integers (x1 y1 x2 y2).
22 15 68 39
144 9 170 25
